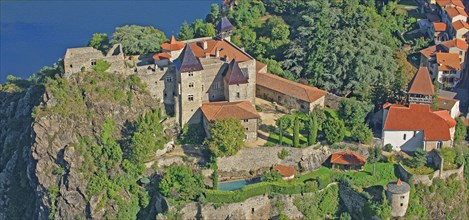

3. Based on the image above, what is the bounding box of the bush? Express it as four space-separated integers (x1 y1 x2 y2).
178 123 206 144
262 170 282 182
323 117 345 144
384 144 393 152
277 148 289 159
92 60 111 73
351 123 373 144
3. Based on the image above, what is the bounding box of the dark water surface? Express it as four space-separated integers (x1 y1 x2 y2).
0 0 218 82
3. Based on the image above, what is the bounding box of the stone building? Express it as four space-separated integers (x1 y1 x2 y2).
256 68 327 113
63 44 126 77
386 179 410 217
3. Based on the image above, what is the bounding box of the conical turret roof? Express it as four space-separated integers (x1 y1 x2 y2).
225 59 248 85
177 44 203 73
161 35 185 51
216 17 235 33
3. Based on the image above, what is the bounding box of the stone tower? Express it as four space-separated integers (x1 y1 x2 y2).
175 44 204 126
386 179 410 217
216 17 235 41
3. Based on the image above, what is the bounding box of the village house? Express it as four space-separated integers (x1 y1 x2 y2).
382 103 456 152
428 22 449 43
420 39 467 69
272 165 296 180
437 91 461 118
330 151 366 171
451 19 469 39
433 52 462 87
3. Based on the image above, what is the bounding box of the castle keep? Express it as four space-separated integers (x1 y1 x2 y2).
62 17 328 141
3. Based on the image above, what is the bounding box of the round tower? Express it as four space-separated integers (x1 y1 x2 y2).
386 179 410 217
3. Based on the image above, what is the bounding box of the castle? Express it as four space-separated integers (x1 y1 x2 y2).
63 17 328 141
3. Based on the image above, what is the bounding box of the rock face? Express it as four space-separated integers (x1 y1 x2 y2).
176 194 303 220
338 184 369 220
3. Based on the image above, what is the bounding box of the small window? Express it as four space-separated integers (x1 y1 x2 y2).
212 95 215 99
301 104 305 109
70 64 73 68
188 95 194 101
189 72 193 76
413 131 416 137
166 76 172 82
403 134 407 140
244 119 248 122
189 82 194 88
236 92 240 98
246 127 249 131
164 93 167 97
91 59 96 66
401 196 405 199
400 203 403 207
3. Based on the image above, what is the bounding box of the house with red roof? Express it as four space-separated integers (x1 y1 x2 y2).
272 165 296 180
330 151 366 171
382 104 456 152
451 20 469 39
433 52 463 87
429 22 449 43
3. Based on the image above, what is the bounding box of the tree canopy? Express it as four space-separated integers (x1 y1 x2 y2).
88 33 110 53
111 25 167 55
159 165 204 201
204 118 245 157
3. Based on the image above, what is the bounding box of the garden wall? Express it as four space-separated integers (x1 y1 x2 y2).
398 163 464 186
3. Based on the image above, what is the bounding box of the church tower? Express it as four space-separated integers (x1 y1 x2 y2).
408 66 434 105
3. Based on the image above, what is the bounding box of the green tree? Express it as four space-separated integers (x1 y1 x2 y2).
454 117 467 143
308 112 318 145
205 3 220 24
262 170 282 182
92 60 111 73
367 145 382 176
130 109 168 162
323 117 345 144
293 115 300 147
111 25 167 55
159 166 204 201
178 21 195 40
204 118 245 157
408 148 428 168
278 118 284 145
351 123 373 144
339 98 373 128
88 33 110 53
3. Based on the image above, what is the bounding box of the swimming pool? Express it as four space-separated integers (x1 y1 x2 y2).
218 178 261 191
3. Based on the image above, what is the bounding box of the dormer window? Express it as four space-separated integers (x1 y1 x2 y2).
91 59 96 66
166 76 172 82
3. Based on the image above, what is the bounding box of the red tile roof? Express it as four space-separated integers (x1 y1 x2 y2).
433 22 447 31
452 20 469 30
383 104 456 141
272 165 295 177
257 72 327 103
161 35 185 51
383 102 407 109
408 67 434 95
437 95 459 111
201 101 260 121
256 61 268 74
420 39 467 58
152 53 171 61
189 39 252 63
330 151 366 165
437 0 465 8
436 52 462 71
445 7 468 18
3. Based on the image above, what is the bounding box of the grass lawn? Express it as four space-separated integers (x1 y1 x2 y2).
296 162 397 188
267 131 308 146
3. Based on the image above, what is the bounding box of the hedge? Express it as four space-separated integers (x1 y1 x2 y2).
205 181 316 204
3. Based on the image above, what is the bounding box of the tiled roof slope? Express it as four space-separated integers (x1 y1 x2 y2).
420 39 467 58
176 44 204 73
437 96 458 111
436 0 465 8
452 20 469 30
330 151 366 165
189 39 252 62
436 52 461 70
257 72 327 103
201 101 260 121
225 60 249 85
161 35 185 51
272 165 295 177
383 104 456 141
446 7 468 18
433 22 447 31
408 67 434 95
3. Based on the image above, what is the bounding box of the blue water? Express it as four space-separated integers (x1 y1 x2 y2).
218 178 261 191
0 0 218 83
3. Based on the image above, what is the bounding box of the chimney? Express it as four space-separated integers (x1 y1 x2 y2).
205 53 210 58
225 55 229 61
203 40 208 50
216 49 220 58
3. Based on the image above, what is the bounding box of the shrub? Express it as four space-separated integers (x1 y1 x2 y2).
92 60 111 73
277 148 289 159
384 144 393 152
262 170 282 182
351 123 373 144
179 123 206 144
323 117 345 144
